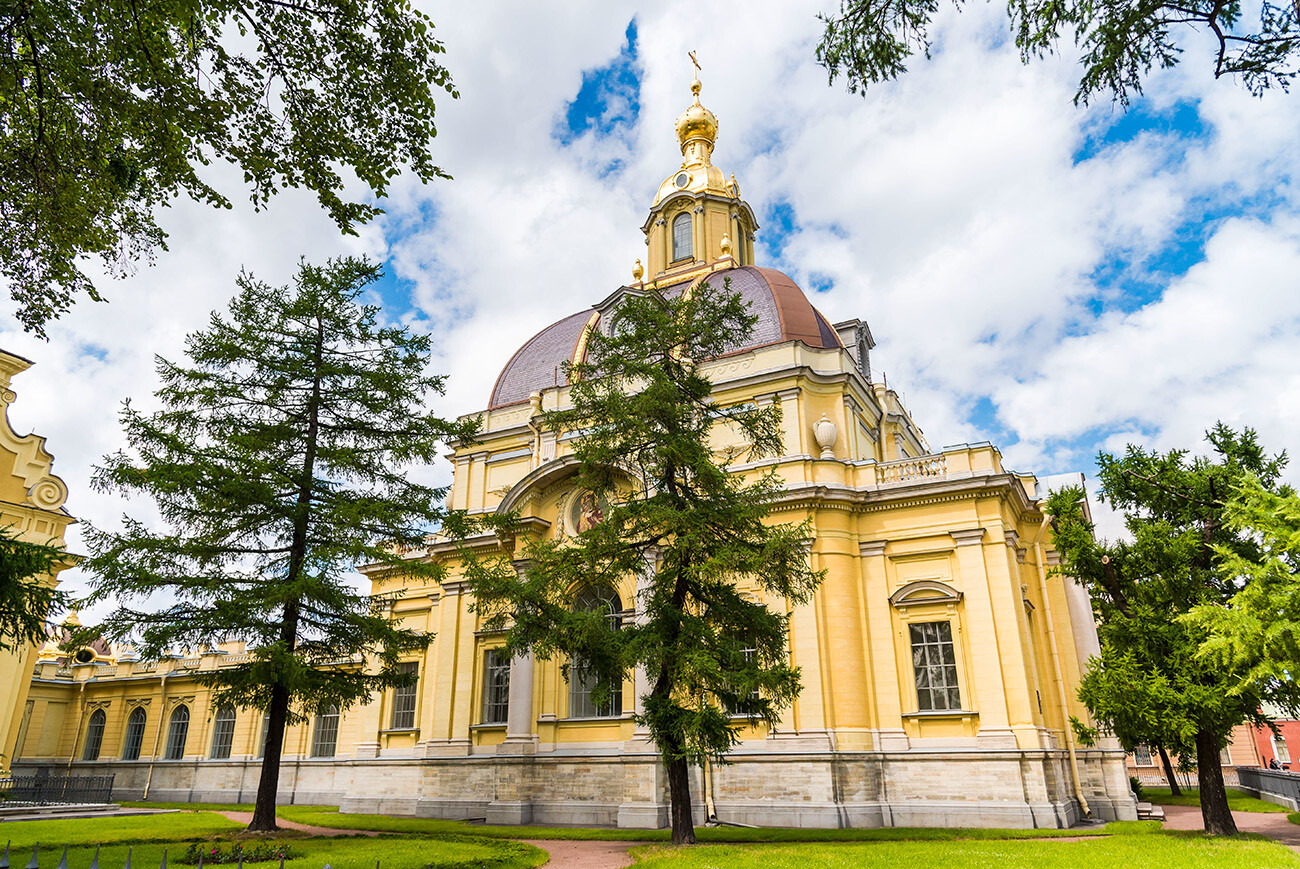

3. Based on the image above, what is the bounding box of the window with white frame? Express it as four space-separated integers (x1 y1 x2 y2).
257 712 270 758
165 705 190 760
482 649 511 724
672 213 693 261
122 707 146 760
311 705 339 757
82 709 106 761
1132 744 1152 766
909 621 961 711
391 661 419 729
568 587 624 719
210 705 236 759
1275 734 1292 764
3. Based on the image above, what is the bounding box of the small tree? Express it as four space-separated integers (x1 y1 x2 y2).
0 527 65 652
462 281 824 845
85 257 473 831
1047 424 1299 836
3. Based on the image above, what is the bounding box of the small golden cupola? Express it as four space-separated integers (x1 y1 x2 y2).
640 55 759 282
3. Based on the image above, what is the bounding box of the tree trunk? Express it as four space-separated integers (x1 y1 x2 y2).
1157 744 1182 797
1195 728 1237 836
666 753 696 845
248 678 291 831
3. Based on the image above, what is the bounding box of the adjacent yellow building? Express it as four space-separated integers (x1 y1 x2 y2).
12 76 1136 829
0 349 75 772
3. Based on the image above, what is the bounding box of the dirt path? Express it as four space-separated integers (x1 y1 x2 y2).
1162 803 1300 852
517 839 647 868
214 810 381 837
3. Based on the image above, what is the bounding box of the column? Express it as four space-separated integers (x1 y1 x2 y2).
500 652 537 754
426 581 471 756
860 540 908 751
949 528 1016 749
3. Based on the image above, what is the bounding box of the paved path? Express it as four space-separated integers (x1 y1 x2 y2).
518 839 647 868
1162 803 1300 852
214 811 381 837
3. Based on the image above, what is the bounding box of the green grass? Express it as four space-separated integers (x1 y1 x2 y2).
120 800 260 812
625 830 1300 868
275 806 1126 843
0 811 545 869
1289 811 1300 826
1144 787 1291 813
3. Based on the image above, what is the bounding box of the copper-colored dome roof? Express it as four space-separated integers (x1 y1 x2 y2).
488 267 841 409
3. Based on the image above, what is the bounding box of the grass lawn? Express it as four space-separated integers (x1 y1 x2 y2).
273 805 1119 843
1144 786 1291 813
0 811 545 869
626 828 1300 868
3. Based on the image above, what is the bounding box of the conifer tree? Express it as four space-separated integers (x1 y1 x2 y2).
1047 424 1299 836
85 257 472 831
0 528 65 652
462 281 824 845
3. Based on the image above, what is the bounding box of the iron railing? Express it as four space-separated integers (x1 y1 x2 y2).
1237 766 1300 808
0 772 115 806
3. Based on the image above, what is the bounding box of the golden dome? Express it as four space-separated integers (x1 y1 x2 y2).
675 78 718 151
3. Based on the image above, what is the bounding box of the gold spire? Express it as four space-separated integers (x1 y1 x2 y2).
675 51 718 164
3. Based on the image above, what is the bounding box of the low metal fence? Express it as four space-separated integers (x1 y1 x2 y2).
1237 766 1300 809
0 773 115 807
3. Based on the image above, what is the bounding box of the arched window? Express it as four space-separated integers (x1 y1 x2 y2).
311 705 339 757
82 709 106 761
672 212 693 262
569 587 624 719
210 705 237 759
122 707 146 760
165 705 190 760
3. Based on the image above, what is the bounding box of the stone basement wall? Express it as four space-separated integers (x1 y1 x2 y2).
16 748 1136 829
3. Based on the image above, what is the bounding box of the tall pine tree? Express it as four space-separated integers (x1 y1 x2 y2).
1048 424 1298 836
462 280 824 845
86 257 472 831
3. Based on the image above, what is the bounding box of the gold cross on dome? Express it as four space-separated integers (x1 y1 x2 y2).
689 50 701 79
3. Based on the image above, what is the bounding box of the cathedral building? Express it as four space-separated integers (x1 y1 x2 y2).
13 75 1137 829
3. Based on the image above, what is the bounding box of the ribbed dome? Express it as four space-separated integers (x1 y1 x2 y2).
487 267 842 409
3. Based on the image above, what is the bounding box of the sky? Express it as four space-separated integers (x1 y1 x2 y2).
3 0 1299 608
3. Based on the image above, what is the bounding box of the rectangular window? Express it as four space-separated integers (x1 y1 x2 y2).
723 648 760 716
1133 744 1152 766
482 649 511 724
257 713 270 758
569 660 622 719
311 706 339 758
391 661 419 729
909 621 961 712
1275 735 1291 764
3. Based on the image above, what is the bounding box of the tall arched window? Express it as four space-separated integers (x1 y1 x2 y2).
672 212 693 261
122 707 146 760
82 709 106 761
258 712 271 757
569 587 624 719
165 705 190 760
311 705 339 757
210 705 237 759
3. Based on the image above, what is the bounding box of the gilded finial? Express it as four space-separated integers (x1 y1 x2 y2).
689 50 702 101
632 259 644 281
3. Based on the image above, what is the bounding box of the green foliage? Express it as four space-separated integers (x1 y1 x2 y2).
0 0 456 336
0 525 65 651
1186 478 1300 689
83 256 474 824
1046 424 1296 834
1131 775 1147 801
460 280 824 842
816 0 1300 105
182 841 297 864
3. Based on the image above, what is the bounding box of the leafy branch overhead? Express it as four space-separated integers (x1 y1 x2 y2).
0 0 456 335
816 0 1299 105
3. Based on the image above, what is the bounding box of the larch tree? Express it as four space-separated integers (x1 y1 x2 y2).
0 528 66 652
816 0 1299 105
1 0 456 336
460 280 825 845
84 257 473 831
1046 424 1300 836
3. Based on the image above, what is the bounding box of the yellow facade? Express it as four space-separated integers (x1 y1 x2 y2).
0 349 75 772
13 77 1136 828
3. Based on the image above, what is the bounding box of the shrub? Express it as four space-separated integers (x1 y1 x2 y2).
181 842 297 864
1130 776 1147 802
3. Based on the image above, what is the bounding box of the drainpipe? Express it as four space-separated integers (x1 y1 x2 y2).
701 756 718 824
142 674 168 800
66 682 87 773
1031 514 1091 818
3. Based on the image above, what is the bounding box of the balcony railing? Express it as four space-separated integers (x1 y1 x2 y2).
1237 767 1300 809
875 454 948 485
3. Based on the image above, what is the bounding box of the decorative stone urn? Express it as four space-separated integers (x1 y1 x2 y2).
813 413 837 460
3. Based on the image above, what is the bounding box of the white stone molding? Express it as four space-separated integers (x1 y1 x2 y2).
859 540 888 557
949 528 987 547
888 579 963 609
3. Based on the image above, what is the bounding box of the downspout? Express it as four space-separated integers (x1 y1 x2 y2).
66 681 87 773
142 674 168 800
1032 514 1091 818
701 755 718 823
